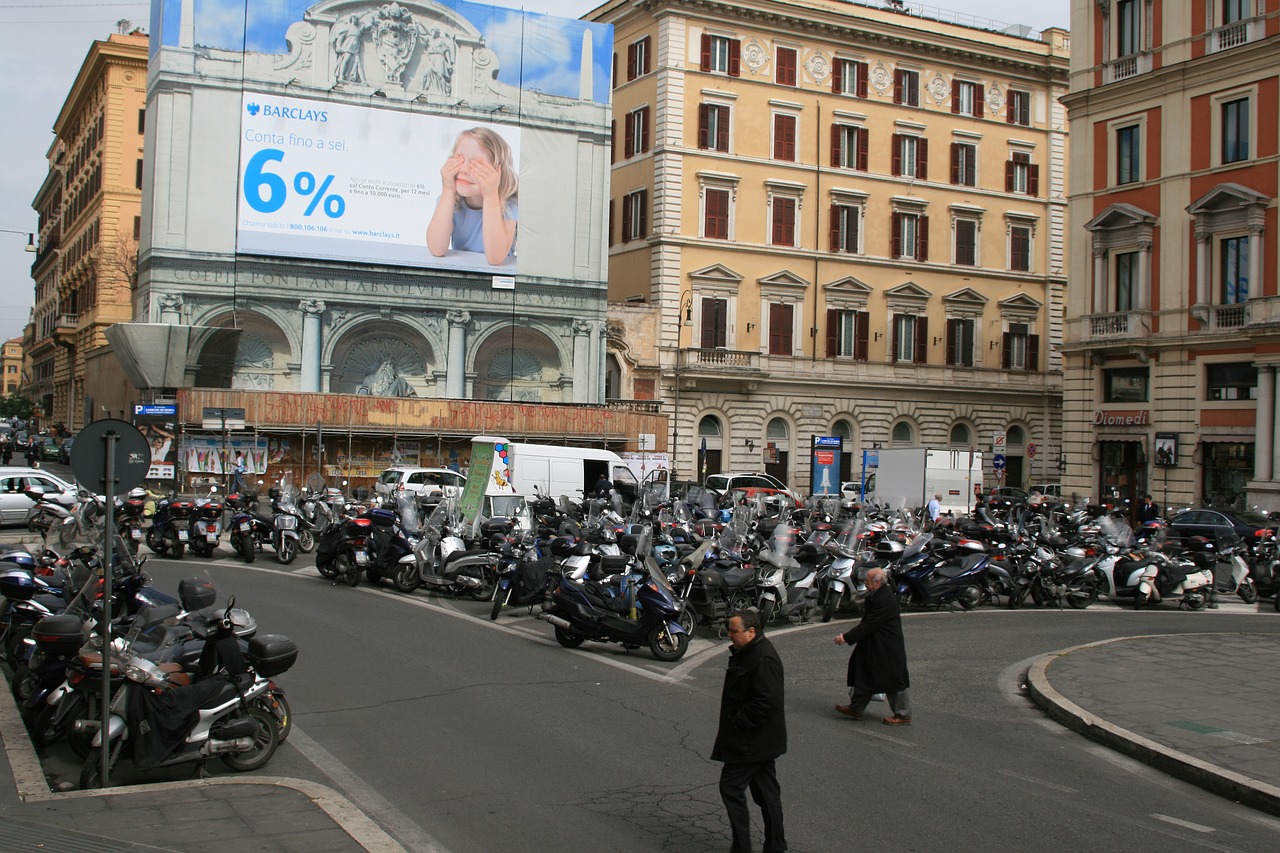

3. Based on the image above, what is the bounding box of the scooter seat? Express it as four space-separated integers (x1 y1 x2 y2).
935 563 971 579
718 566 755 589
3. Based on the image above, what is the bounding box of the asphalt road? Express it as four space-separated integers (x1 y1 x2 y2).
30 543 1269 853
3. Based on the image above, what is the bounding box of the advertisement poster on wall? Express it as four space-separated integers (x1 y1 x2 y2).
183 437 270 476
149 0 613 278
133 404 179 482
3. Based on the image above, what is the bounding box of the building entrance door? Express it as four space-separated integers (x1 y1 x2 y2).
1099 440 1146 517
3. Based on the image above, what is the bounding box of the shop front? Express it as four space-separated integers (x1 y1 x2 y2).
1094 408 1150 515
1201 441 1254 509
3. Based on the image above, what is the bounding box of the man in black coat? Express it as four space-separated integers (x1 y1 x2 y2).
833 567 911 724
712 608 787 853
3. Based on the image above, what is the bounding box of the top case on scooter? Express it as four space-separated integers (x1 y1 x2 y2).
0 567 36 601
178 578 217 612
31 614 86 656
248 634 298 677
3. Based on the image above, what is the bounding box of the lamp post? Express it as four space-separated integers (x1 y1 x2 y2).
672 293 693 479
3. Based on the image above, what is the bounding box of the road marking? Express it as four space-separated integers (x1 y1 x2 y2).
1151 813 1216 834
997 768 1078 793
287 725 445 852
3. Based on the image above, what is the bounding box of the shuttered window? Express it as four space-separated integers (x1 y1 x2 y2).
771 197 796 246
773 114 796 161
775 46 797 86
769 303 794 355
698 104 730 152
832 59 868 97
704 188 729 239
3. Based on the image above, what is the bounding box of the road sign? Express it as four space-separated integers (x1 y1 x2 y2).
992 453 1007 471
1026 442 1037 459
992 434 1006 449
71 419 150 493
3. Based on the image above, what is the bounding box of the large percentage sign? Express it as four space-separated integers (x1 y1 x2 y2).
294 172 347 219
242 148 287 213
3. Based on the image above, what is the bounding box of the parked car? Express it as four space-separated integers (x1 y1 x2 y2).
57 437 74 465
39 438 61 462
374 467 467 503
1165 508 1275 552
704 472 799 503
0 467 77 525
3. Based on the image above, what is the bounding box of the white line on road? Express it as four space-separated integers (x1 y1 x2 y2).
1152 813 1217 833
287 726 445 852
997 768 1079 793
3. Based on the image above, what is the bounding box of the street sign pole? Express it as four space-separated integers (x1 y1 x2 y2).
98 428 116 787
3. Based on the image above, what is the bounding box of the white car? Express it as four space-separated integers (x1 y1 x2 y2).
374 467 467 502
703 472 800 504
0 467 77 525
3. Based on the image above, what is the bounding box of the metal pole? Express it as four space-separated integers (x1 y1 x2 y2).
100 429 118 786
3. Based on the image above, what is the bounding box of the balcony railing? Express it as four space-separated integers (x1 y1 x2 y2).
1207 18 1262 54
55 313 79 329
1104 51 1151 83
676 347 761 373
1085 311 1151 341
1209 303 1247 330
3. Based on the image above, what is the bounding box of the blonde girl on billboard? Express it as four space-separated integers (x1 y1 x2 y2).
426 127 518 265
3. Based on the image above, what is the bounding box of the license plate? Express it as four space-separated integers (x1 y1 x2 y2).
177 530 188 541
239 522 250 532
206 533 218 543
130 529 142 540
354 550 368 565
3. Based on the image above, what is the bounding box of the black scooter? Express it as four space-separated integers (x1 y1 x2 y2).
540 532 689 661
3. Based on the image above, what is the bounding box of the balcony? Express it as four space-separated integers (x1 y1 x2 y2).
1104 51 1152 84
1081 311 1151 342
1207 18 1263 54
676 347 762 373
1207 303 1247 330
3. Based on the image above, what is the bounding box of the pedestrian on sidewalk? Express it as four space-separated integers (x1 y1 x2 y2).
25 437 39 468
834 567 912 725
1138 494 1160 523
712 608 788 853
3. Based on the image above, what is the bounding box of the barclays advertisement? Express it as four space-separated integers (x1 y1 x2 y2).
150 0 612 276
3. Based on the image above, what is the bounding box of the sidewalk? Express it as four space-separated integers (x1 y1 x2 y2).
1027 632 1280 816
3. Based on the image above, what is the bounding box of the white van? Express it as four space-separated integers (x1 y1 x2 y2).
465 436 640 506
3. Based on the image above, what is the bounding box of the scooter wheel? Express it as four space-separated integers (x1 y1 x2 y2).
822 595 838 623
1237 579 1258 604
240 534 256 564
648 623 689 662
678 604 697 636
220 707 279 772
393 563 420 594
298 529 316 554
554 626 585 648
79 736 124 790
277 539 297 565
1184 592 1207 611
955 584 983 611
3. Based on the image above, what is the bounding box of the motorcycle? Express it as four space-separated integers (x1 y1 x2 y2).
268 485 303 565
755 519 820 624
893 532 991 610
225 491 273 564
116 488 149 556
146 494 194 559
541 530 689 661
76 599 297 789
190 489 224 558
398 497 498 598
1093 517 1213 609
315 513 374 587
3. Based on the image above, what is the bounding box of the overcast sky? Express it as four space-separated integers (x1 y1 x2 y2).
0 0 1070 346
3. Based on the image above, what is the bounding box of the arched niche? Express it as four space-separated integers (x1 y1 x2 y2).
471 326 563 402
196 312 291 390
328 321 436 397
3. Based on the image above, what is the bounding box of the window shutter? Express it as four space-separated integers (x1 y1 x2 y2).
700 34 711 72
608 199 614 245
627 42 637 81
975 86 985 119
624 116 635 158
893 69 903 103
918 215 929 261
777 47 796 86
829 204 840 251
728 39 741 77
950 142 960 184
914 316 928 364
832 59 843 94
946 318 957 365
891 314 901 362
891 133 902 175
698 104 710 149
612 53 617 89
830 124 841 167
640 106 650 153
826 309 839 357
856 127 868 170
891 213 902 258
917 138 928 180
639 190 647 237
1006 97 1015 124
1001 331 1012 369
610 120 616 164
641 37 650 75
855 312 869 360
621 197 632 243
770 304 793 354
1028 164 1040 196
951 79 961 114
1028 334 1040 371
1005 159 1015 193
705 189 727 239
774 115 795 161
856 62 868 98
702 298 727 349
717 107 729 151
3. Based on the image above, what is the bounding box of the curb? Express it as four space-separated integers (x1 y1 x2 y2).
1025 635 1280 818
0 670 406 852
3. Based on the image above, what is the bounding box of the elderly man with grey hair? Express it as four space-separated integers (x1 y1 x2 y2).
833 567 912 724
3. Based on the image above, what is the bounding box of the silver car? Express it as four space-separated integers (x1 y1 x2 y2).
0 467 77 525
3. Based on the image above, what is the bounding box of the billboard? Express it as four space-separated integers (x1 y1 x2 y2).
152 0 613 277
133 404 178 482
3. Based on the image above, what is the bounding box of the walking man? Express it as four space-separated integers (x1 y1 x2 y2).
834 567 912 725
712 609 787 853
925 492 942 528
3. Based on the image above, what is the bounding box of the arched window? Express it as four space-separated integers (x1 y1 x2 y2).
891 422 913 446
950 423 971 446
604 355 621 400
1007 425 1026 446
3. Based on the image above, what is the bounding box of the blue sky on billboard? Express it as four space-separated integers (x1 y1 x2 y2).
152 0 612 104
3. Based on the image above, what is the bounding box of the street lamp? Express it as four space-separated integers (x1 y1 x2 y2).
671 293 693 479
0 228 37 252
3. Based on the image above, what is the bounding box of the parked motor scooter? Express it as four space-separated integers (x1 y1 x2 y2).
146 494 194 559
225 491 273 564
399 498 498 598
190 488 224 558
893 532 991 610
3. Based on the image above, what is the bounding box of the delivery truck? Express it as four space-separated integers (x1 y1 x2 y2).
862 448 982 517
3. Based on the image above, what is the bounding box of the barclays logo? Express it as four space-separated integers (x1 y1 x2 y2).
246 102 260 116
246 102 329 122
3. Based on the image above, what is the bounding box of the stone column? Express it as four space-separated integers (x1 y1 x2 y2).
299 299 325 392
1258 365 1275 482
1092 243 1107 314
572 320 592 403
446 310 469 399
1249 223 1264 301
1195 229 1211 306
1136 237 1152 311
158 293 183 325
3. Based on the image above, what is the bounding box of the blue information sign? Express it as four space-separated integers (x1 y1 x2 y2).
134 404 176 417
992 453 1006 471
